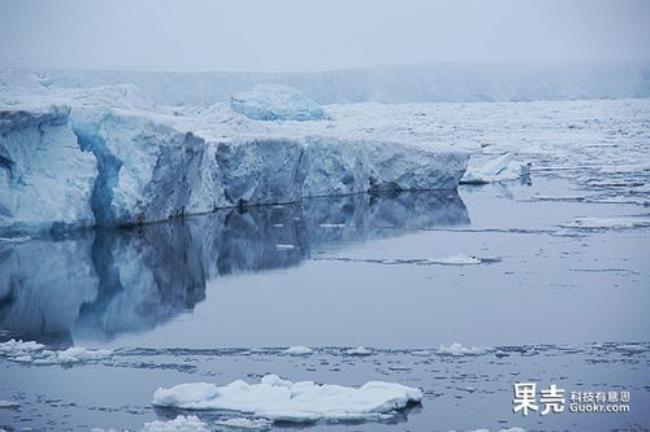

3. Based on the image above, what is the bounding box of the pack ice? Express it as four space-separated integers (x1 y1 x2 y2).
230 84 328 121
152 374 423 423
0 72 469 234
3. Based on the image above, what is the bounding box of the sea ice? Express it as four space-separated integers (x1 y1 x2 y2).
559 216 650 230
213 417 272 430
346 346 373 356
0 400 20 408
284 346 314 355
0 339 112 365
152 374 423 423
141 415 210 432
230 84 327 121
461 153 529 184
437 343 494 356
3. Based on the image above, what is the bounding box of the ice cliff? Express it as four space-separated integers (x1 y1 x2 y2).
0 78 468 233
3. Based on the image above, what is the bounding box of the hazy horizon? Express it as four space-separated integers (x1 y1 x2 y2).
1 0 649 73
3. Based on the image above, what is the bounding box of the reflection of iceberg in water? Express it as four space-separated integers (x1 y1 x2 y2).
0 191 468 345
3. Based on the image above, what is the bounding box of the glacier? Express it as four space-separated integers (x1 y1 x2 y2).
0 72 469 234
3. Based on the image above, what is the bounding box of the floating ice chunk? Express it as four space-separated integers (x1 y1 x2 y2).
0 339 45 356
152 374 423 423
213 417 272 430
141 415 210 432
0 400 20 408
275 244 296 251
346 346 373 356
437 343 494 357
458 428 525 432
617 344 646 353
559 216 650 230
284 346 314 356
0 339 112 365
425 254 482 265
461 153 529 184
230 84 327 121
55 347 113 364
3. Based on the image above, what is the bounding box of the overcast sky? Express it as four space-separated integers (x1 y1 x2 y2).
1 0 649 72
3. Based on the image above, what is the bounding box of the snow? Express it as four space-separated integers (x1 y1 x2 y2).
152 374 423 423
0 339 112 365
346 346 373 356
141 415 210 432
437 343 494 357
230 84 328 121
213 418 272 430
284 346 314 355
461 153 529 184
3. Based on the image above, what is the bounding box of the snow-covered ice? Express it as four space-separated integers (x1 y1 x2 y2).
213 417 272 430
152 374 423 423
346 346 373 356
284 346 314 356
141 415 210 432
230 84 328 121
0 401 20 409
0 339 112 365
461 153 529 184
437 343 494 357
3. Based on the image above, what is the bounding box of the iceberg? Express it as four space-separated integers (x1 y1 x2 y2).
461 153 529 184
437 343 494 357
284 346 314 356
230 84 327 121
141 415 210 432
0 339 112 365
152 374 423 423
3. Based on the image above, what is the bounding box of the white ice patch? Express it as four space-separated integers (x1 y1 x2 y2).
437 343 494 357
425 254 482 265
346 346 373 356
284 346 314 356
617 344 647 353
213 417 272 430
559 216 650 231
230 84 327 121
0 339 112 365
461 153 529 184
152 374 423 423
0 400 20 408
141 415 210 432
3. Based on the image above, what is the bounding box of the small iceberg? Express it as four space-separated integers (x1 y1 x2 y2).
437 342 494 357
230 84 328 121
346 346 373 356
461 153 529 184
213 417 272 430
284 346 314 356
152 374 423 423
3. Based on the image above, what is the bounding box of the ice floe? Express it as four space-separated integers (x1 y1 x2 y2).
559 216 650 231
437 343 494 357
0 400 20 408
141 415 210 432
461 153 529 184
152 374 423 423
230 84 328 121
0 339 112 365
346 346 373 356
284 346 314 356
213 417 272 430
